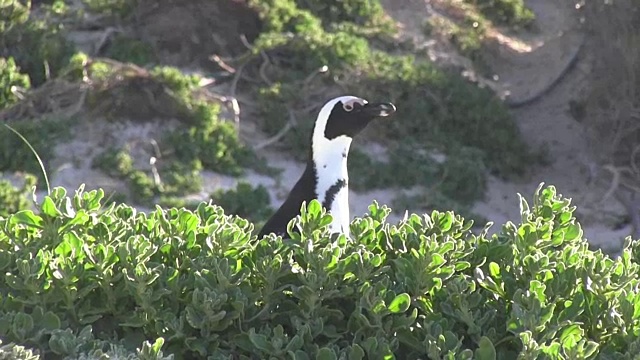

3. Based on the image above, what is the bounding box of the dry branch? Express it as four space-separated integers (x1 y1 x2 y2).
582 0 640 238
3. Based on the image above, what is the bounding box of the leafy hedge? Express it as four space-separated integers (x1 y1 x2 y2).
0 183 638 359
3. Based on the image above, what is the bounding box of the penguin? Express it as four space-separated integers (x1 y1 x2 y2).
257 95 396 239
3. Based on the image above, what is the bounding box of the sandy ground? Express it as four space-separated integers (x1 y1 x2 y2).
4 0 633 252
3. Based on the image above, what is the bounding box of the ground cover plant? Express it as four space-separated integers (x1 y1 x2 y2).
0 183 639 359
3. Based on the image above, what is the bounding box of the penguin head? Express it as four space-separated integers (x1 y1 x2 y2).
313 95 396 143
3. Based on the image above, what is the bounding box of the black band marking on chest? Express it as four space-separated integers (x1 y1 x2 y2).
322 179 347 209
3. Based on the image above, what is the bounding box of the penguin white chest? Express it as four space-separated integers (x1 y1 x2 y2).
313 137 352 236
328 185 350 235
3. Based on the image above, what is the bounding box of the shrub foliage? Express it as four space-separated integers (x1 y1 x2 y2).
0 184 638 359
0 0 75 86
0 174 36 218
0 57 30 110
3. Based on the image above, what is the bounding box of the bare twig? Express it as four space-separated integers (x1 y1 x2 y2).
229 62 245 98
258 57 273 85
149 156 164 192
43 60 51 82
149 138 162 159
615 190 640 240
601 164 623 204
210 54 237 74
253 108 298 150
94 27 122 55
239 34 255 52
631 144 640 176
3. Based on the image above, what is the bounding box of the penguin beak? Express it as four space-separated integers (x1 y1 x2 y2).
360 102 396 118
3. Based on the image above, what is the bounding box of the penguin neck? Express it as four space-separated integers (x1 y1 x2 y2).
309 135 352 234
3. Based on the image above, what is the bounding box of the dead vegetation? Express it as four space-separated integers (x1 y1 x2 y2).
580 0 640 239
1 56 207 124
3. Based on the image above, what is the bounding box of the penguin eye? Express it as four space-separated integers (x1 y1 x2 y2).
343 103 354 112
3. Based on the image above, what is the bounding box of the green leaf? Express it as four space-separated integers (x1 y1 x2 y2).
582 341 599 358
316 347 337 360
285 334 304 353
430 253 445 267
518 193 530 222
362 337 378 355
564 223 582 241
59 210 90 232
11 210 43 228
151 337 165 354
316 213 332 228
348 344 365 360
543 342 561 357
293 351 311 360
41 196 62 217
42 311 62 331
249 329 271 352
178 211 199 232
371 254 383 267
49 329 77 356
0 250 12 271
488 262 500 278
475 336 496 360
12 313 34 341
438 212 453 231
388 293 411 313
560 325 583 349
558 292 585 323
307 199 322 217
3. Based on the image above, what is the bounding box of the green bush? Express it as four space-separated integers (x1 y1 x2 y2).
103 35 156 66
0 183 638 359
0 57 30 110
356 57 531 178
392 190 488 226
469 0 535 28
81 0 137 18
91 147 134 178
294 0 391 29
92 146 204 206
0 173 36 218
0 339 40 360
0 118 71 182
0 0 30 34
151 66 254 176
349 143 487 201
210 181 274 223
0 0 76 86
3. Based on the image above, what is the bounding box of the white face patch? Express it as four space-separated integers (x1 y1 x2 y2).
312 95 367 148
341 98 367 112
311 95 367 236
